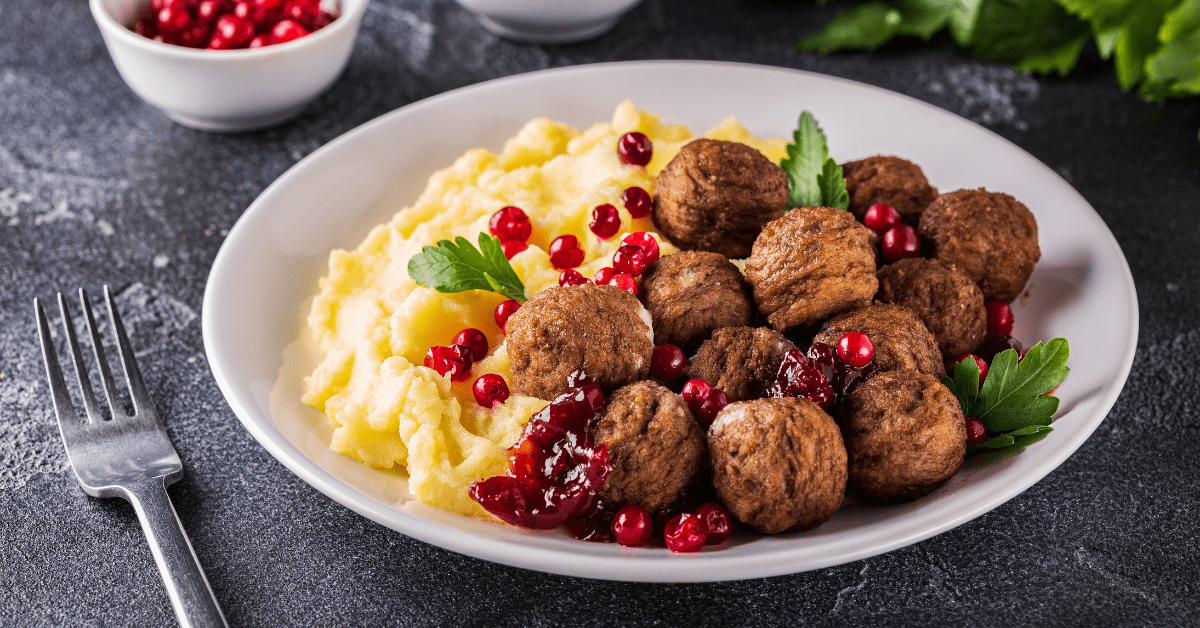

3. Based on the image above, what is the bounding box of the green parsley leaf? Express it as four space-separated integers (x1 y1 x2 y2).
975 338 1070 432
780 112 849 210
943 354 983 417
407 232 526 302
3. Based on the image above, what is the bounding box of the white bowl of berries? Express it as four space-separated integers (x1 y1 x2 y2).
90 0 368 132
454 0 643 44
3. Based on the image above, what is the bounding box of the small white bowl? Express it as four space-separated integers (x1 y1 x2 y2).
90 0 369 132
454 0 643 44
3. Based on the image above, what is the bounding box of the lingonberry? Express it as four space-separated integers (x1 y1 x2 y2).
214 14 254 46
494 299 521 333
837 331 874 368
611 505 654 547
234 0 267 26
453 328 489 362
695 503 732 545
985 300 1014 337
965 417 988 446
663 513 707 553
178 22 211 46
247 33 271 47
589 204 620 239
958 353 988 385
472 373 510 408
622 186 653 219
593 266 616 285
621 232 659 264
617 132 653 167
650 344 687 380
489 206 531 243
500 239 527 260
697 389 729 426
548 235 585 269
424 345 473 382
157 4 193 34
681 379 712 418
196 0 228 24
881 224 921 260
558 269 589 287
608 272 638 297
612 244 648 276
270 18 308 42
863 203 901 234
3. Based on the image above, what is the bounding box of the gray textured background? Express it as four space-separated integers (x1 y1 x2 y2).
3 0 1200 626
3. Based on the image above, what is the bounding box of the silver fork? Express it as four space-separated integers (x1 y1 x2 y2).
35 286 228 628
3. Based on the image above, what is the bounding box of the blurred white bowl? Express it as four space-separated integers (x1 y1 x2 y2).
454 0 643 44
90 0 369 132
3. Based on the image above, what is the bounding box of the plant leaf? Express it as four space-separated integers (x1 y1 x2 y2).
942 354 982 418
975 338 1070 432
817 157 850 210
408 233 527 302
780 112 831 209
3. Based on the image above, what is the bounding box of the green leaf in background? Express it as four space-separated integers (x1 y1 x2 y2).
966 0 1092 76
1144 0 1200 102
407 233 527 302
817 157 851 210
780 112 831 209
800 0 955 52
975 339 1070 432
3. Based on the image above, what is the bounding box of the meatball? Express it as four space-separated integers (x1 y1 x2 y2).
506 283 652 399
841 155 939 225
812 303 945 379
707 398 847 534
918 188 1040 302
841 370 966 503
591 381 706 512
652 139 789 259
685 326 797 402
640 251 754 352
744 206 878 332
876 258 986 361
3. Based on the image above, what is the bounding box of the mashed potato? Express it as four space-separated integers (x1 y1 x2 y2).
302 101 787 519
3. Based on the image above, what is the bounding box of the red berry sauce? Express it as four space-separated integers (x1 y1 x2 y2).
768 340 877 409
469 371 611 529
617 132 653 167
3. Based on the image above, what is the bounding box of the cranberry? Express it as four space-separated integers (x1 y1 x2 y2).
452 328 489 362
612 244 648 276
695 503 732 545
965 417 988 446
271 18 308 42
881 224 921 261
178 22 210 46
247 33 271 47
611 505 654 547
836 331 874 368
681 379 712 418
617 132 653 167
593 266 616 285
663 513 707 552
621 232 659 264
283 0 323 29
157 4 193 34
548 235 585 269
134 16 158 36
494 299 521 332
607 272 638 297
500 239 527 260
622 186 653 219
214 14 254 46
558 269 589 287
697 389 729 425
196 0 228 24
589 204 620 239
234 0 267 25
985 300 1014 337
206 34 233 48
472 373 510 408
863 203 901 234
767 349 835 409
489 206 531 243
650 344 687 380
424 345 473 382
958 353 989 385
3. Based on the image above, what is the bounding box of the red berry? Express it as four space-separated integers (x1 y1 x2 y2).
650 344 687 380
424 345 472 382
681 379 712 418
593 266 616 285
178 22 210 47
663 513 707 553
548 235 584 269
617 132 652 167
985 300 1014 337
472 373 510 408
233 0 267 25
157 4 193 34
213 14 254 46
697 389 729 426
489 206 532 243
500 239 527 260
863 203 901 234
881 224 921 260
612 244 648 276
611 505 653 547
621 232 659 264
608 272 638 296
494 300 521 333
965 417 988 446
558 269 589 287
453 328 489 362
589 204 620 239
956 353 989 385
836 331 874 368
283 0 322 28
253 0 283 11
695 503 732 545
271 18 309 42
195 0 228 24
622 186 653 219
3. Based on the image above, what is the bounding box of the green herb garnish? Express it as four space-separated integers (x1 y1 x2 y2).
407 232 526 302
780 111 850 210
942 338 1070 450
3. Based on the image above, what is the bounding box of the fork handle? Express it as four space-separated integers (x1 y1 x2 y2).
124 478 229 628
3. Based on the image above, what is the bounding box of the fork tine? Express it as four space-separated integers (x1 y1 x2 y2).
104 285 155 417
56 292 105 423
34 297 83 428
79 287 129 420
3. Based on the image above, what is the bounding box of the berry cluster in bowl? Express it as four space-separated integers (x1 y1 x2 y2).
131 0 337 49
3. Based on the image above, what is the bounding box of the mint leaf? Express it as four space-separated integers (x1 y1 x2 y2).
817 157 850 210
780 112 829 209
408 233 526 302
975 338 1070 432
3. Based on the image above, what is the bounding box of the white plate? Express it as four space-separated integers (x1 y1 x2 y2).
202 61 1138 582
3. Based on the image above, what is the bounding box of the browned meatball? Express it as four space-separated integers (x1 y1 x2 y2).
707 398 847 534
842 155 939 225
686 327 797 402
652 139 789 259
876 258 986 361
591 381 706 512
812 303 945 379
842 370 966 503
744 206 878 332
506 283 652 399
640 251 754 352
918 188 1040 302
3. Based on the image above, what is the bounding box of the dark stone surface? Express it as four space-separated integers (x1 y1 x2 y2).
2 0 1199 625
